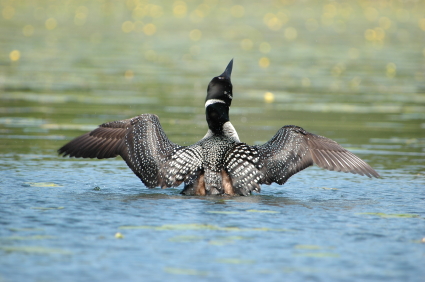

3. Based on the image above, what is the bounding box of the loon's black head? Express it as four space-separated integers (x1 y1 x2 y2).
205 59 234 134
206 59 233 107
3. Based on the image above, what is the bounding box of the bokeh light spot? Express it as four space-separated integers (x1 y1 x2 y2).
45 18 57 30
350 77 362 89
173 1 187 18
2 6 15 19
125 70 134 80
284 27 297 41
197 4 210 17
9 50 20 61
190 5 209 22
323 4 337 17
145 50 157 61
386 63 396 78
74 7 88 26
241 39 253 51
364 29 376 41
122 21 134 33
74 13 87 26
364 7 379 22
259 42 271 54
331 64 345 77
396 9 409 23
419 18 425 31
126 0 136 10
348 48 360 59
264 13 283 31
264 92 274 103
23 25 34 37
132 6 147 19
189 29 202 41
375 27 385 40
231 5 245 18
321 13 333 26
76 6 88 14
340 4 352 19
150 5 163 18
143 23 156 35
301 77 311 87
259 57 270 68
321 4 336 26
379 17 391 30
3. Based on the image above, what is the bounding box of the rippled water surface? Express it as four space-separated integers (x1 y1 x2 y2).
1 1 424 281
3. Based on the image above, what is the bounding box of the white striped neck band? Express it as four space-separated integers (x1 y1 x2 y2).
205 99 226 108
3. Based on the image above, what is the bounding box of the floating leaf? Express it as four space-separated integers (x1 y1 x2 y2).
312 187 338 190
206 211 240 214
216 258 255 264
164 267 208 276
209 235 250 246
0 235 54 241
114 232 124 239
0 246 71 255
294 252 339 258
218 236 247 241
411 238 425 244
359 212 420 218
24 182 63 187
246 209 279 213
31 207 64 211
281 267 320 274
169 235 204 243
8 228 44 232
209 240 232 246
294 245 322 250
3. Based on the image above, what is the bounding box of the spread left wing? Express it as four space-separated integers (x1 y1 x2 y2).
224 125 380 196
58 114 203 188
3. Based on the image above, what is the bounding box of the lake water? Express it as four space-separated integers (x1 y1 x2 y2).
1 1 424 281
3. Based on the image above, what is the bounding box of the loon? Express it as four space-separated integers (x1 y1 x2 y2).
58 59 379 196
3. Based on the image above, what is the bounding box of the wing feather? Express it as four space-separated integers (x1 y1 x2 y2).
225 125 379 194
58 114 203 188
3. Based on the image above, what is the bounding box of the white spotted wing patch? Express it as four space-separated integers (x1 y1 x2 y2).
197 135 237 193
163 145 203 187
224 143 263 196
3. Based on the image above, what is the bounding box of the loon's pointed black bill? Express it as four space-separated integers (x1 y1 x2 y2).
220 59 233 79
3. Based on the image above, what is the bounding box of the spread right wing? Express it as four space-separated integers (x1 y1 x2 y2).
224 125 380 196
58 114 203 188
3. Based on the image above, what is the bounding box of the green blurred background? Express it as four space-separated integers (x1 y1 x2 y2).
0 0 424 172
